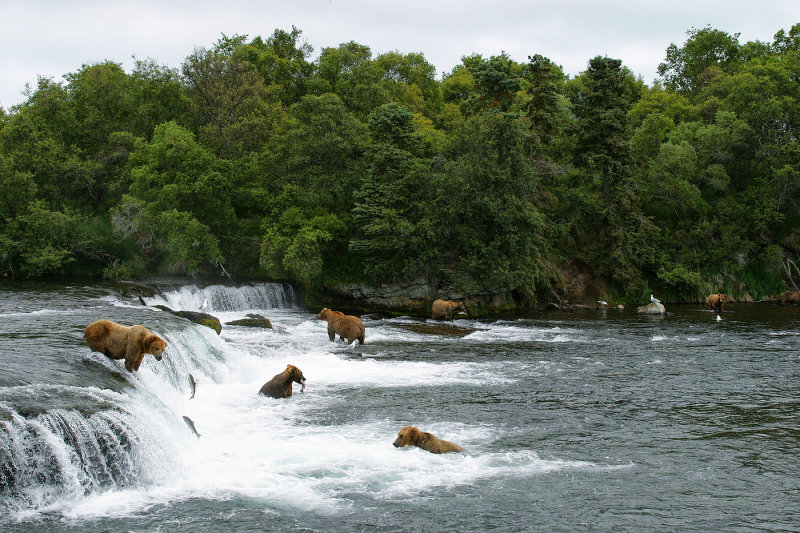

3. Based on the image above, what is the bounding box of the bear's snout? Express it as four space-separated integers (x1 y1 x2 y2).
393 438 402 448
154 353 163 360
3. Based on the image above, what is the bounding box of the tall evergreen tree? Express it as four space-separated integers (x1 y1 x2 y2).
573 56 655 293
349 103 437 281
523 54 564 147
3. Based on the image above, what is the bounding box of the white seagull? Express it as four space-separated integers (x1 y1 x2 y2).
598 300 608 306
716 314 722 321
650 294 661 304
200 298 208 311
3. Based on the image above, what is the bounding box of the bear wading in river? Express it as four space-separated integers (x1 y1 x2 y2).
780 290 800 305
258 364 306 398
392 426 462 454
317 308 365 345
84 319 167 372
705 293 727 313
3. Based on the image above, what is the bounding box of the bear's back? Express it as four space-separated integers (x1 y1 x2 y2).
84 319 131 357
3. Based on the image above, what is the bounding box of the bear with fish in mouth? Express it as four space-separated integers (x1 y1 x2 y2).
258 364 306 398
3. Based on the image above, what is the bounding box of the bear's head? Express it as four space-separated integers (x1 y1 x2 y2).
285 364 306 386
317 308 344 321
453 301 467 314
146 335 167 361
718 294 727 303
393 426 421 448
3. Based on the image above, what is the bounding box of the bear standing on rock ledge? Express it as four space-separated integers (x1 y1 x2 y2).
431 299 467 320
84 319 167 372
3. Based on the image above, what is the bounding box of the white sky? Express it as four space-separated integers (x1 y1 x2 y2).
2 0 799 109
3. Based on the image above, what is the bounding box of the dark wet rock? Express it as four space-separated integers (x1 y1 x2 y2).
394 321 480 338
155 305 222 334
226 314 273 328
315 276 515 317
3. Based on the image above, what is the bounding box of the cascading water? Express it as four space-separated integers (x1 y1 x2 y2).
144 282 302 313
0 282 300 520
2 280 798 531
0 384 185 515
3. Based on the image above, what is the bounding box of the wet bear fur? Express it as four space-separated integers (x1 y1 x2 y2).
258 364 306 398
392 426 462 454
317 308 365 345
431 299 467 321
780 290 800 305
84 319 167 372
705 293 727 312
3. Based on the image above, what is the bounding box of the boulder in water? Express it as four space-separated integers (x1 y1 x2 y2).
155 305 222 334
637 301 666 314
226 313 273 328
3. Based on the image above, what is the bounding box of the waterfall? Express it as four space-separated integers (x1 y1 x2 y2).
145 282 302 313
0 386 184 515
0 282 304 517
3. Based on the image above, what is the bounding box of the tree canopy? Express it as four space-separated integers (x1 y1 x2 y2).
2 24 798 305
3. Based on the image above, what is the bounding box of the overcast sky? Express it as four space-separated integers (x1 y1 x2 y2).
2 0 799 109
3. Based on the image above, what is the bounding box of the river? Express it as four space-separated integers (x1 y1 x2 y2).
0 280 798 532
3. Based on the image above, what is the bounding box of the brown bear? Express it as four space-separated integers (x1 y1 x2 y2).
431 299 467 321
392 426 462 454
705 293 727 312
258 364 306 398
317 308 365 345
84 319 167 372
780 290 800 305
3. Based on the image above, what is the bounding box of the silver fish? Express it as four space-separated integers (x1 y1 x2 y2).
182 415 201 438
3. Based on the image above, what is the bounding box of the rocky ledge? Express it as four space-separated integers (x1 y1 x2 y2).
313 277 517 317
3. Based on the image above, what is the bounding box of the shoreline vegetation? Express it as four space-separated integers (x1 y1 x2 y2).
1 25 799 313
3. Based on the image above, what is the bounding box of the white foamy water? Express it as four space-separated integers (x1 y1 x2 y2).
463 323 586 343
143 283 301 313
1 283 627 523
5 283 800 531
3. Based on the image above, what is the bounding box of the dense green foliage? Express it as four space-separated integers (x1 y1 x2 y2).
2 24 799 304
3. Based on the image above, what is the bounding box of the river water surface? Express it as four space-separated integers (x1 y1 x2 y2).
0 280 798 532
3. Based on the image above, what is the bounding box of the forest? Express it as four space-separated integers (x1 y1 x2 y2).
1 24 799 307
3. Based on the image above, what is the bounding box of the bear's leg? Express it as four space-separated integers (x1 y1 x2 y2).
125 340 141 372
133 352 145 371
